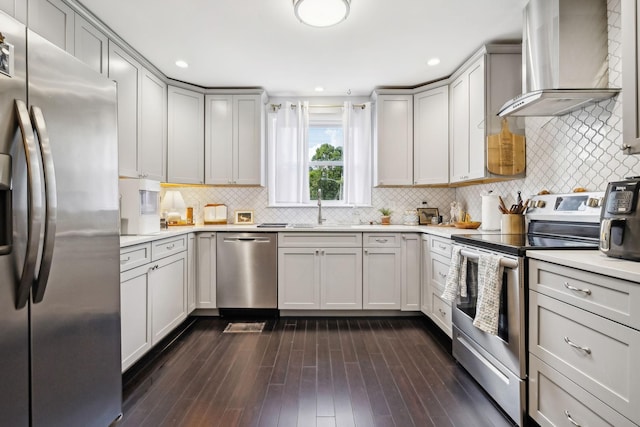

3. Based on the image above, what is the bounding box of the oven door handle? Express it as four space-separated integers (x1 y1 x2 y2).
459 249 519 269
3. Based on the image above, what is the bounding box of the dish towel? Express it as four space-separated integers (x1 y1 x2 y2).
472 254 504 335
441 246 467 303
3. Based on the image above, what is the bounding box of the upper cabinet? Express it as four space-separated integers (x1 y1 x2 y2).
74 14 107 75
168 86 204 184
414 84 449 185
28 0 74 53
449 45 522 184
109 41 166 181
373 94 414 186
622 0 640 154
0 0 27 23
204 93 264 185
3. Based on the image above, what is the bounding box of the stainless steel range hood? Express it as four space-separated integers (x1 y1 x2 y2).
498 0 619 117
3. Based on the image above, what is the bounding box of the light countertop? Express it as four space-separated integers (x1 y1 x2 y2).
120 223 493 247
527 250 640 283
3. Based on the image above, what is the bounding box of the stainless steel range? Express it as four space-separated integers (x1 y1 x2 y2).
450 192 603 426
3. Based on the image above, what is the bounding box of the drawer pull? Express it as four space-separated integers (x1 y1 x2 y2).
564 410 581 427
438 308 446 317
375 238 388 243
563 282 591 295
166 243 175 250
438 244 447 250
564 337 591 355
149 264 159 271
438 271 447 278
120 256 130 264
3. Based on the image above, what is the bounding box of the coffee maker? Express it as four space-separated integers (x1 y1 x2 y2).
600 177 640 261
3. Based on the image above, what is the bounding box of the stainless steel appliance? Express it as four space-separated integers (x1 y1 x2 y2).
451 192 603 426
216 232 277 308
600 177 640 260
0 11 121 427
499 0 619 117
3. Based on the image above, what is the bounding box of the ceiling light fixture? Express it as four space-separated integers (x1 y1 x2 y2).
427 58 441 66
293 0 350 28
175 60 189 68
314 86 325 92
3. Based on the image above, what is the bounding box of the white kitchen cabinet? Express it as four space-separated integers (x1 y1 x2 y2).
168 85 204 184
196 232 216 309
0 0 27 24
529 259 640 426
278 233 362 310
413 85 449 185
420 235 430 315
139 69 167 181
622 0 640 154
28 0 74 53
186 233 196 314
401 233 421 311
150 251 187 345
427 236 453 337
108 41 140 178
74 14 107 75
205 93 264 185
449 45 522 184
373 94 413 186
120 261 151 372
363 246 401 310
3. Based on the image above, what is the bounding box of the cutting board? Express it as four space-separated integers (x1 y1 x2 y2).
487 118 526 176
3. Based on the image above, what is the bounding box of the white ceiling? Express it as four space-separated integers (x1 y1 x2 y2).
78 0 527 96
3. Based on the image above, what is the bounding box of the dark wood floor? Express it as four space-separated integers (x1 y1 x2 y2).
121 316 516 427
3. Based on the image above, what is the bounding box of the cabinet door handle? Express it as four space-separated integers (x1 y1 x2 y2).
120 256 131 264
564 410 581 427
438 244 447 250
438 271 447 278
438 308 446 316
315 250 319 255
375 238 388 243
563 282 592 295
564 336 591 355
149 264 159 272
166 243 175 250
364 249 368 255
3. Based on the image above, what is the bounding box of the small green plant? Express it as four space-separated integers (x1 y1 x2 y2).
379 207 392 216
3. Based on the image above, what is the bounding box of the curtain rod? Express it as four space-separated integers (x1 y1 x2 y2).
270 103 366 111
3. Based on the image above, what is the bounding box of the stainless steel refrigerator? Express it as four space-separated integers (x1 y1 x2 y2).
0 11 121 427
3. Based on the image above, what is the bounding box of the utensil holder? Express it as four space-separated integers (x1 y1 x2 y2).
501 214 525 234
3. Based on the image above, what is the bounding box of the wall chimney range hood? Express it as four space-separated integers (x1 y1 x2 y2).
498 0 619 117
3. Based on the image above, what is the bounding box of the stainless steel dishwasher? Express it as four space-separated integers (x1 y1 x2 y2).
216 232 277 308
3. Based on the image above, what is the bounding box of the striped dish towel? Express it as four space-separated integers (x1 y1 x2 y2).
441 246 467 303
472 254 504 335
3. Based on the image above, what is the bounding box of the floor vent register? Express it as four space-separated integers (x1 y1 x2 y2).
223 322 266 333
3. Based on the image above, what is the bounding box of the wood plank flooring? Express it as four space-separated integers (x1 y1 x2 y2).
121 317 516 427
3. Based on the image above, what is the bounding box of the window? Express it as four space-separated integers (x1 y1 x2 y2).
268 101 372 207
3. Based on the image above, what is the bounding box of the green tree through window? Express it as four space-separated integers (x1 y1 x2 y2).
309 143 343 200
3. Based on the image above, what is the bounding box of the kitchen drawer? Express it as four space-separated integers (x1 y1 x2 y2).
529 259 640 330
431 292 452 337
529 290 640 423
529 355 635 427
278 232 362 248
430 252 450 292
430 236 452 258
120 243 151 272
151 235 187 261
363 233 401 248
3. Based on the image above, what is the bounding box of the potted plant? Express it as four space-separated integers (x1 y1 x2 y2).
379 208 392 225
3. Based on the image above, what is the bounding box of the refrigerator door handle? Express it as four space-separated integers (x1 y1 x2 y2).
30 106 57 303
14 100 43 309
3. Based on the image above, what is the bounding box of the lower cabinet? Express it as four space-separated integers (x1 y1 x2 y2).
120 238 187 372
420 235 430 314
186 233 196 314
196 232 216 309
401 233 420 311
529 259 640 426
363 243 401 310
422 236 453 337
150 252 187 345
278 233 363 310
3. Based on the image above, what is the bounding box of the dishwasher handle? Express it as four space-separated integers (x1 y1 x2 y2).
223 236 272 243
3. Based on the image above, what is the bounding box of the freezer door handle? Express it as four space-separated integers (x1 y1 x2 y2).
30 106 57 304
14 100 43 309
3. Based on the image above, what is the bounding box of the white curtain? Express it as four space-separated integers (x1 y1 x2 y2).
268 101 306 205
343 101 372 206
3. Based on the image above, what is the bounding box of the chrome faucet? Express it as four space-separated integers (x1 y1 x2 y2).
317 188 325 224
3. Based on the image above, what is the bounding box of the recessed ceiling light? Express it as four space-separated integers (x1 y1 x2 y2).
315 86 325 92
427 58 441 66
175 60 189 68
